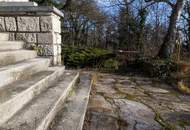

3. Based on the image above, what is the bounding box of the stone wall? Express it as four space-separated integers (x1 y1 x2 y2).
0 7 63 65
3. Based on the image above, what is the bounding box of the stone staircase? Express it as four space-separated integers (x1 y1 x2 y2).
0 33 92 130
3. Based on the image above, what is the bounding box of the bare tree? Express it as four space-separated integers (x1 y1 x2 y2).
62 0 107 47
181 0 190 52
146 0 185 58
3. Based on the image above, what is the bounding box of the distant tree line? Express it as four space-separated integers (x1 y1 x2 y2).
31 0 189 59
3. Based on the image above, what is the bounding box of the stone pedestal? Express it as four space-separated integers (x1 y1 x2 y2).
0 0 29 1
0 2 38 6
0 0 37 6
0 6 63 65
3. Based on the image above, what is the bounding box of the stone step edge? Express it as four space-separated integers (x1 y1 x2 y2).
0 41 24 43
76 74 93 130
37 71 80 130
0 67 65 126
49 73 93 130
0 33 9 41
0 49 36 54
0 42 24 51
0 41 24 47
0 58 50 88
0 50 37 56
0 2 38 7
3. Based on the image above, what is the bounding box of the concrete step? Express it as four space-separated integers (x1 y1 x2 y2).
0 41 24 51
0 2 38 6
0 33 9 41
0 50 37 66
0 58 50 88
0 67 65 125
0 70 79 130
49 73 93 130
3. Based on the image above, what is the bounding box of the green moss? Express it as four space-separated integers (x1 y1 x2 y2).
103 59 119 70
138 101 178 130
154 111 178 130
143 90 153 97
120 93 135 100
96 92 105 97
177 81 190 95
169 91 181 99
31 44 44 56
68 89 76 97
178 120 190 128
114 88 136 100
128 77 137 83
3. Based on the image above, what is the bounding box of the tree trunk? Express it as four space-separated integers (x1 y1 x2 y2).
187 4 190 53
158 0 185 59
63 0 72 10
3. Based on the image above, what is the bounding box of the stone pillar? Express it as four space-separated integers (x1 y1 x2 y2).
0 5 63 65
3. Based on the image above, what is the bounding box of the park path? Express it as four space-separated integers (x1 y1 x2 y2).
83 73 190 130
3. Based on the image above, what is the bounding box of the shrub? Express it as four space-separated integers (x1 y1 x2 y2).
134 58 178 79
103 58 119 70
62 46 115 68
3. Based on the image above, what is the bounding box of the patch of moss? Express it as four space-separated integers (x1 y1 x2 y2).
96 92 105 96
103 59 119 71
178 120 190 128
91 72 99 86
177 81 190 95
154 111 178 130
68 88 76 97
143 90 153 98
31 44 44 56
128 77 137 83
124 93 137 100
169 91 181 99
113 86 136 100
139 101 178 130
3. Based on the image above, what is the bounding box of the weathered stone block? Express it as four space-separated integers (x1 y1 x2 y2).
40 15 61 33
17 17 40 32
0 8 62 66
56 33 61 44
52 55 62 66
52 56 57 66
37 44 59 56
57 45 61 54
37 33 55 44
16 33 37 43
52 45 58 56
23 42 33 49
5 17 16 31
57 54 62 65
40 16 52 32
9 33 15 40
38 44 53 56
52 14 61 33
0 17 5 31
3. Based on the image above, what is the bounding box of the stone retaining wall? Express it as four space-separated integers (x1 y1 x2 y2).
0 7 63 65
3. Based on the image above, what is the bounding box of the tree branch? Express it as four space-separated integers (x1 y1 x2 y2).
144 0 174 8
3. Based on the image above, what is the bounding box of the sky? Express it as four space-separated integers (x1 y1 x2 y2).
96 0 120 15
